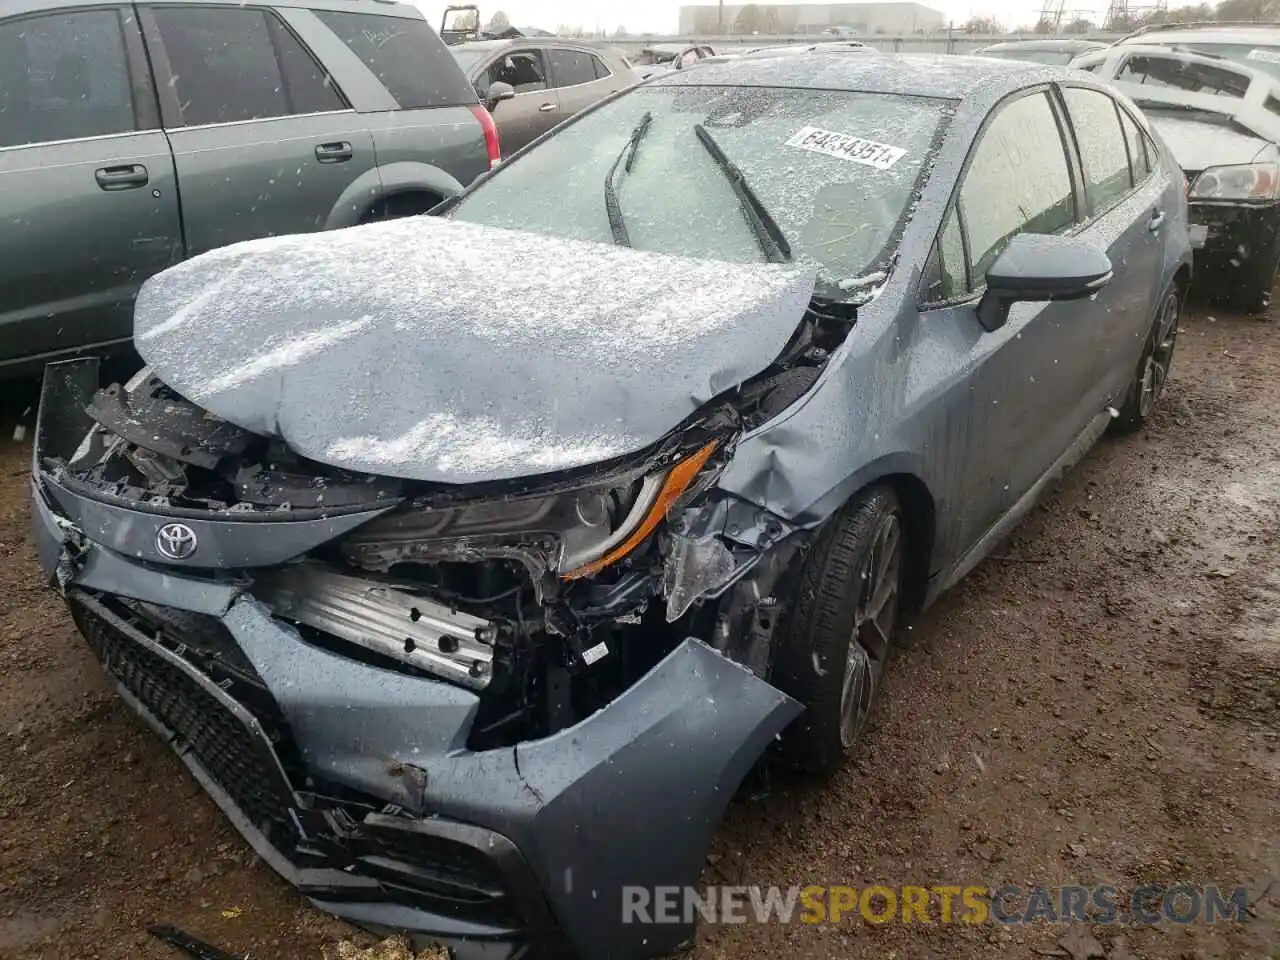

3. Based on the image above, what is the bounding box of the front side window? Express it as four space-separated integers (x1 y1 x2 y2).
958 91 1076 284
0 9 135 148
452 84 948 296
1064 87 1134 215
549 48 600 87
1117 54 1251 99
480 50 548 96
151 7 344 125
315 10 475 109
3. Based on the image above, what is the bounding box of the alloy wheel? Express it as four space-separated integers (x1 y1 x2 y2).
839 511 902 748
1139 289 1180 419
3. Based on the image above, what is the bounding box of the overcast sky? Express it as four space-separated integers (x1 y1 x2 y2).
414 1 1112 34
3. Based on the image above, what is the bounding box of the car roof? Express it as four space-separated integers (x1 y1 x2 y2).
657 51 1055 100
979 39 1107 52
1120 25 1280 45
450 36 617 53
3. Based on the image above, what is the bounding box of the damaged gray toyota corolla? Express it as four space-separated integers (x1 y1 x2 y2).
32 54 1191 960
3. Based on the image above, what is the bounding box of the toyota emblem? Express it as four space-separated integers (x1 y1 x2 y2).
155 522 198 561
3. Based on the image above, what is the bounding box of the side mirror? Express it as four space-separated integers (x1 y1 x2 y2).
977 233 1113 333
484 81 516 111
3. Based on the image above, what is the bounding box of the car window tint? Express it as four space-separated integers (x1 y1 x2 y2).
592 54 613 79
959 91 1075 284
314 10 475 108
267 15 346 114
1117 54 1250 98
152 7 290 125
1117 106 1151 182
0 9 136 148
549 48 599 87
1064 88 1133 213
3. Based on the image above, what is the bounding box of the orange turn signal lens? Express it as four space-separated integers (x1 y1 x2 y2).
561 440 719 581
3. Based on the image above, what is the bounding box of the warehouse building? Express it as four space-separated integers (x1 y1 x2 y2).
679 2 947 35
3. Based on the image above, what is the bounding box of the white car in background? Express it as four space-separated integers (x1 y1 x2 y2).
1112 22 1280 79
1073 42 1280 311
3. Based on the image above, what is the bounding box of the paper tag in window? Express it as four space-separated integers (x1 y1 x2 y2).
785 126 906 170
1246 48 1280 65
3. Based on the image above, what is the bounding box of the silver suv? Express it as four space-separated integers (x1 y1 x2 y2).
0 0 498 378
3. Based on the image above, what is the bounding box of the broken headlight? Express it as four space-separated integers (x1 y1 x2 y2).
342 440 722 581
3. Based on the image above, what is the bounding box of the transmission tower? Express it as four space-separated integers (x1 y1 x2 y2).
1104 0 1170 30
1037 0 1066 29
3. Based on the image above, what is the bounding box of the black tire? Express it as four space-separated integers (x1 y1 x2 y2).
771 485 905 776
1112 281 1181 435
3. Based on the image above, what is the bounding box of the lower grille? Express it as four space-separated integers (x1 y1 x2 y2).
68 593 530 931
70 596 302 857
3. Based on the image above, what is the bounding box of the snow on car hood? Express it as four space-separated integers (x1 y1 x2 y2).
1146 113 1271 172
133 217 816 484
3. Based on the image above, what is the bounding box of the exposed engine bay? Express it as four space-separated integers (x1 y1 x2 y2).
41 296 857 752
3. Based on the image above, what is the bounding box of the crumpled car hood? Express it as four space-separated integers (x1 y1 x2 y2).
133 217 816 484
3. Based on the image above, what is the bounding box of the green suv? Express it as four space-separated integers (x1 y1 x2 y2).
0 0 500 378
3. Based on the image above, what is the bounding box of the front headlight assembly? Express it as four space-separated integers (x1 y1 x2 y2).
1190 161 1280 201
342 440 723 584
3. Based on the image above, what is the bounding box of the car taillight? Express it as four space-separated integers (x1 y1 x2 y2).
469 104 501 169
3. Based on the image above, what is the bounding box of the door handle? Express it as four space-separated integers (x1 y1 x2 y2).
94 164 149 190
315 141 353 163
1148 209 1166 232
537 102 556 112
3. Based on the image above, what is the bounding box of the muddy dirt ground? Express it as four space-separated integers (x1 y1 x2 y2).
1 304 1278 960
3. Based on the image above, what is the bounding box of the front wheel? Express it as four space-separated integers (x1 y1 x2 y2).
1112 282 1181 435
771 486 906 776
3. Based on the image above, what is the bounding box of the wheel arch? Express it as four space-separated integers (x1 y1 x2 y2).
325 162 465 230
790 456 938 617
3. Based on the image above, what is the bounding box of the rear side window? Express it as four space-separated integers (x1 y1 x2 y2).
151 7 344 126
593 55 614 79
549 48 602 87
1117 55 1251 98
1063 88 1133 214
315 10 475 109
0 9 137 148
959 91 1076 284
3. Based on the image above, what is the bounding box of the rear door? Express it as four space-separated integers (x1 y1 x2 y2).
547 46 623 119
477 47 558 153
308 8 488 199
1059 84 1169 405
139 3 376 256
0 5 180 372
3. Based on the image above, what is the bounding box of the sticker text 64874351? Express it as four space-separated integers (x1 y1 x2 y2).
785 126 906 170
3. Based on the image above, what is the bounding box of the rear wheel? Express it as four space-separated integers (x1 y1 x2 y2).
1112 282 1181 435
771 486 905 775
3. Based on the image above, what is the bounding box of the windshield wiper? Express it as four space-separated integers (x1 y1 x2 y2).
604 111 653 247
692 123 792 264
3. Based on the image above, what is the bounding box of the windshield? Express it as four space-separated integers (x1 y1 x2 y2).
1171 41 1280 79
451 84 948 292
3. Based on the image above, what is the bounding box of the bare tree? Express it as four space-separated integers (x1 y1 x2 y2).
963 15 1003 33
487 10 511 31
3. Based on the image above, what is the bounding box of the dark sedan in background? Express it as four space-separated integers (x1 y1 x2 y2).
33 50 1190 960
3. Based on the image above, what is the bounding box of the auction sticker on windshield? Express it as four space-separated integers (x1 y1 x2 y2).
785 127 905 170
1246 48 1280 65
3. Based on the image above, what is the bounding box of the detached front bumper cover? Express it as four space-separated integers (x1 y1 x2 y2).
32 359 803 960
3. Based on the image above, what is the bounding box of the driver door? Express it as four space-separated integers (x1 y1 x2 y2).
479 48 558 154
